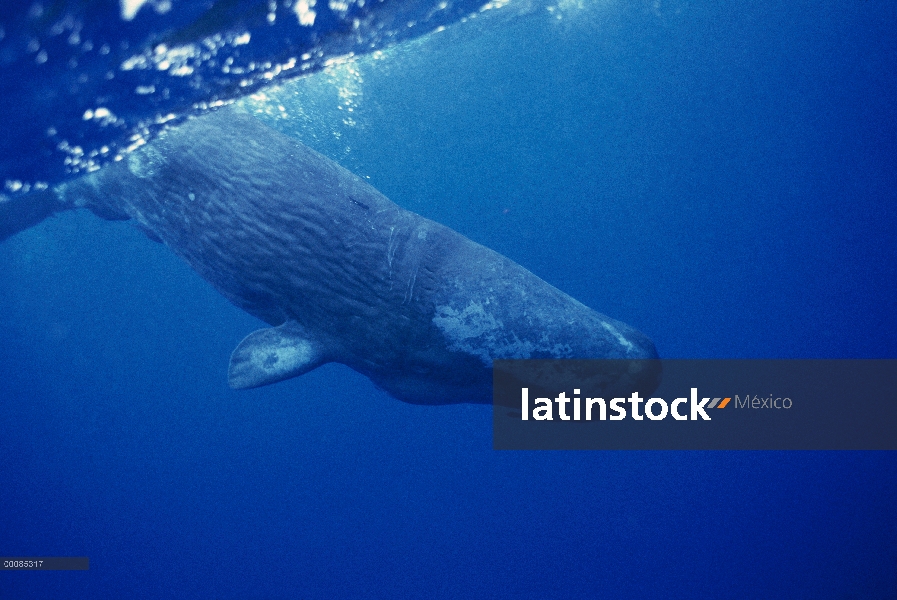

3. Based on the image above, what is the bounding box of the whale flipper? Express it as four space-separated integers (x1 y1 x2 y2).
228 321 328 390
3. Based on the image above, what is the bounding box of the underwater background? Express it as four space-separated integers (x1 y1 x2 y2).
2 0 896 597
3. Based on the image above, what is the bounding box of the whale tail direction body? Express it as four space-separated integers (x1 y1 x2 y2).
2 109 658 404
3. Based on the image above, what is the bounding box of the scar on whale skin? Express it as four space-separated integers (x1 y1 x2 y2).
1 108 659 405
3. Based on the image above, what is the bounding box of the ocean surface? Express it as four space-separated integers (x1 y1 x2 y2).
2 0 896 598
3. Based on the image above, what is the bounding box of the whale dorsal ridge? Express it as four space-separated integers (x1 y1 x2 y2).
228 321 327 389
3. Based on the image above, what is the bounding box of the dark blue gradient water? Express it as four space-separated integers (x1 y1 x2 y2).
2 1 896 597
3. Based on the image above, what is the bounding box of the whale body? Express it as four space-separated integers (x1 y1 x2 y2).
3 109 657 404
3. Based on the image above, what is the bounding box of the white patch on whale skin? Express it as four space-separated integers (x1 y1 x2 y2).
433 300 538 366
249 340 315 375
601 321 634 352
127 144 164 179
434 301 500 341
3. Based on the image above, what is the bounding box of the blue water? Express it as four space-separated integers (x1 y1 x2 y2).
2 0 896 598
0 0 488 186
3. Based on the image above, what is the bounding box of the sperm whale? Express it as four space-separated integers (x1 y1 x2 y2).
1 109 658 404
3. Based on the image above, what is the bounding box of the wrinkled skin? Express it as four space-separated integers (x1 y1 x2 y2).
8 109 658 404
